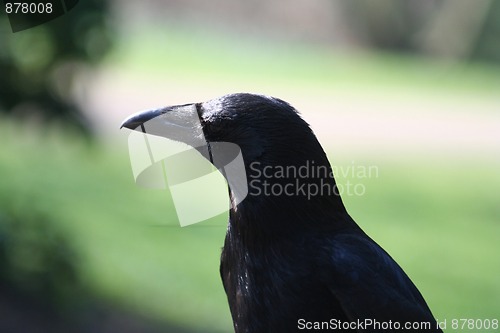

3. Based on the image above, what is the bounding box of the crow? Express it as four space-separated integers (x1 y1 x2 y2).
121 93 442 333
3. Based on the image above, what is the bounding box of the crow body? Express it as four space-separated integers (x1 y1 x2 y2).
121 93 442 333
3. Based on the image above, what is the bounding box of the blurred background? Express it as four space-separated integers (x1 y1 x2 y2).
1 0 499 332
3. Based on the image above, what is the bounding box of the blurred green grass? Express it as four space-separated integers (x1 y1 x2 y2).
335 155 500 323
1 118 498 332
0 121 232 331
107 26 500 98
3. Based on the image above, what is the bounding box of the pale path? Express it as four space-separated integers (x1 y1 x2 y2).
85 69 500 159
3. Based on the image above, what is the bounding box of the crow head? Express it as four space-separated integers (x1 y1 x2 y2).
121 93 345 230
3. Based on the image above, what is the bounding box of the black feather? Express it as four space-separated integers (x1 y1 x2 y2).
202 94 442 333
122 93 443 333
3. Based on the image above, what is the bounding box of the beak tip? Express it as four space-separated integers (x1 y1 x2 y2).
120 109 162 131
120 114 136 130
119 120 132 130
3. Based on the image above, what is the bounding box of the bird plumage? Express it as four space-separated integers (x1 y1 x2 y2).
121 93 442 333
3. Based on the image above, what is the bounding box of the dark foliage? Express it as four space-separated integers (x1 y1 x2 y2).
0 0 114 134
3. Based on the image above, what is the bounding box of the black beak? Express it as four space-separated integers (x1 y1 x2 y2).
120 103 210 159
120 104 203 141
120 109 164 130
121 101 248 207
